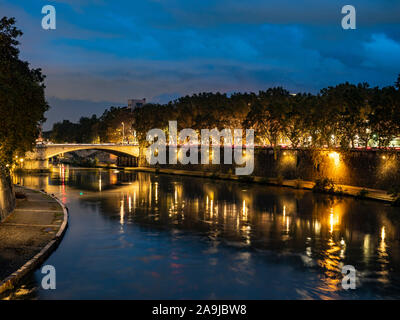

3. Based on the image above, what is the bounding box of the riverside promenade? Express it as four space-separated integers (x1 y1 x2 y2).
126 167 394 203
0 186 68 296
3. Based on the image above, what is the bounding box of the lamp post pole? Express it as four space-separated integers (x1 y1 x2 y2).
121 122 125 144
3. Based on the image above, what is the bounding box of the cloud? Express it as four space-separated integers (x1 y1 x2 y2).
1 0 399 129
143 0 400 27
362 33 400 69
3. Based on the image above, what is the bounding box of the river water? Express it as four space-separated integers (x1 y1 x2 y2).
6 166 400 299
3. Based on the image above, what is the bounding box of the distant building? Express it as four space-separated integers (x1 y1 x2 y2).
128 98 146 110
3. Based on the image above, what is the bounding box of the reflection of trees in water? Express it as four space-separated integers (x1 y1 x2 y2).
12 173 49 191
84 173 398 250
49 169 128 192
13 169 400 297
126 175 400 294
17 168 142 192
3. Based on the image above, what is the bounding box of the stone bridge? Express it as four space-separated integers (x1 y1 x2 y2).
23 143 140 170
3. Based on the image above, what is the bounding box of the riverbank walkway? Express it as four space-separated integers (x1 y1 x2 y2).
125 167 394 203
0 186 68 295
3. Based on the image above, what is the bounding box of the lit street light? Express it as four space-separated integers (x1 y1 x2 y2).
121 122 125 144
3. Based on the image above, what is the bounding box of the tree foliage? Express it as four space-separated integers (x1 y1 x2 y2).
0 17 48 165
49 76 400 150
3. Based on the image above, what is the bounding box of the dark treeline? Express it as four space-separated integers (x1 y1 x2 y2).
49 75 400 149
48 106 135 144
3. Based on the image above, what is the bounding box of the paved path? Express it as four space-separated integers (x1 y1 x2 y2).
0 186 67 294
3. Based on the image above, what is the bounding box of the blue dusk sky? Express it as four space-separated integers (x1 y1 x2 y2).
1 0 400 129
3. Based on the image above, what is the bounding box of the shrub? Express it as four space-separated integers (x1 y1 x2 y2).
259 177 269 184
387 184 400 206
313 178 337 194
356 188 369 199
276 175 284 186
294 178 302 189
392 198 400 207
335 186 345 196
210 172 220 179
239 175 254 183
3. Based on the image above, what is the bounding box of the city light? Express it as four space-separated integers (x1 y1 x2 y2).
328 151 340 167
121 122 125 144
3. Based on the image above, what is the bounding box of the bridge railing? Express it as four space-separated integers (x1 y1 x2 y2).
36 143 139 146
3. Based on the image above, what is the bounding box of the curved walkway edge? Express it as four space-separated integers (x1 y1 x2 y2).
0 186 68 295
125 167 394 203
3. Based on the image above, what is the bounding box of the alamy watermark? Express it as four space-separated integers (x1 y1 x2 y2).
40 4 356 31
341 265 356 290
146 121 254 176
41 5 56 30
341 5 356 30
41 265 56 290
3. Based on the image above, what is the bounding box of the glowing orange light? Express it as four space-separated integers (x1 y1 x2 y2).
328 151 340 166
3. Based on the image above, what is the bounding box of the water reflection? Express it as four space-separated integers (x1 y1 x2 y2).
9 167 400 299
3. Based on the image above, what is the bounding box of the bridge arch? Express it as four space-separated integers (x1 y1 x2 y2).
23 144 140 170
43 144 139 159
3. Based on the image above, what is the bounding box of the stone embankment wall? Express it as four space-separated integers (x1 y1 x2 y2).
137 147 400 191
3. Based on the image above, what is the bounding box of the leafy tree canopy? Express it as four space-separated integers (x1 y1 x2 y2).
0 17 48 165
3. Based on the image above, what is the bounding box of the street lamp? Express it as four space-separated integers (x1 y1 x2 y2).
121 122 125 144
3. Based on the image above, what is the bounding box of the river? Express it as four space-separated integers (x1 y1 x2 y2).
6 166 400 299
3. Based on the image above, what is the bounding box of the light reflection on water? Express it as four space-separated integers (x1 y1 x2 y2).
6 166 400 299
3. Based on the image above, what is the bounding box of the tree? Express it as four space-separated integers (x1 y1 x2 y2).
98 106 134 143
244 88 288 146
51 120 78 143
369 86 399 147
319 82 372 149
0 17 48 165
280 93 310 148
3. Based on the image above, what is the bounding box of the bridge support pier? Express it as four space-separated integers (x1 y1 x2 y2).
117 155 138 167
22 159 49 171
